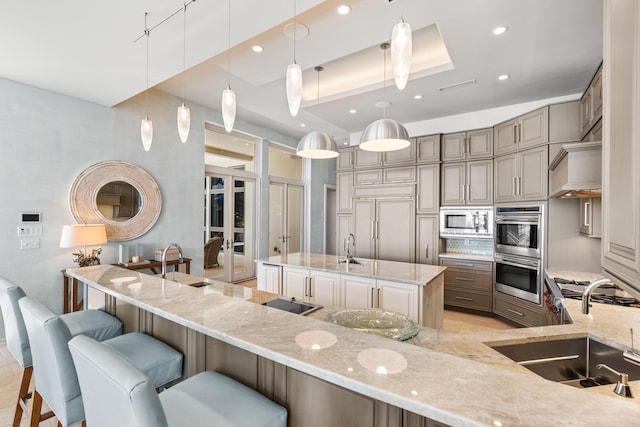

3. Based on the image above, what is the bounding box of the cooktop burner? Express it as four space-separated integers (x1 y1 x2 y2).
555 277 640 307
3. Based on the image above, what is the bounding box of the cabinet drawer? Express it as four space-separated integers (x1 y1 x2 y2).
493 294 545 327
354 169 383 185
444 287 492 312
440 258 493 272
383 166 416 183
444 269 492 291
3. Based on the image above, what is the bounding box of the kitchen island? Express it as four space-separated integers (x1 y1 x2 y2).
67 265 640 426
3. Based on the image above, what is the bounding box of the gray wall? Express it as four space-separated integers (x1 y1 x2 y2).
0 77 333 339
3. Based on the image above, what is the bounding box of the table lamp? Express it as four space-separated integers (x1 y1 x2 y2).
60 224 107 267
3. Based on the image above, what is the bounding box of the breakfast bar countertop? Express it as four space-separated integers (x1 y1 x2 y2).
67 265 640 427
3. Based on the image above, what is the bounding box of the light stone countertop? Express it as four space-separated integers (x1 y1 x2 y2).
259 252 447 285
67 265 640 427
438 253 494 263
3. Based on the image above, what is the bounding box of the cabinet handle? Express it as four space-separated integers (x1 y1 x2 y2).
371 288 374 307
376 221 380 240
371 221 375 240
466 184 470 202
517 123 521 143
518 177 521 196
584 202 591 226
455 277 474 282
455 296 473 301
377 288 381 308
308 277 313 298
453 262 475 267
513 125 518 144
513 177 518 196
507 308 525 317
425 244 429 260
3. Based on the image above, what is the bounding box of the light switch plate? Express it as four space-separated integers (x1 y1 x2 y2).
20 238 40 249
17 225 42 236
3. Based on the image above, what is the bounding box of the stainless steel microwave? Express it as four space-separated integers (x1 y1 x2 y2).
439 207 493 238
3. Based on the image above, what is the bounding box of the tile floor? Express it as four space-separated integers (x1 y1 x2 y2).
0 279 513 427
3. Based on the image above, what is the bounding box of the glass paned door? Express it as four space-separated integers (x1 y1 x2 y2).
206 175 255 282
269 182 303 256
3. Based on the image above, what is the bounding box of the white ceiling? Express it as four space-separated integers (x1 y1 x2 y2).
0 0 603 144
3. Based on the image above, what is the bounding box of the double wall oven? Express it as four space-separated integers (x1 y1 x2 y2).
494 205 544 305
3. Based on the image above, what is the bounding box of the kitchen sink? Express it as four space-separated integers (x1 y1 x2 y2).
338 257 366 265
488 336 640 388
262 297 322 315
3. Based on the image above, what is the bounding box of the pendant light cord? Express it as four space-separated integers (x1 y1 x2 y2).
293 0 297 64
227 0 231 88
382 43 389 119
182 4 186 102
144 12 149 118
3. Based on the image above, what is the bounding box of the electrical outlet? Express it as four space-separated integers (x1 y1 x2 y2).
20 238 40 250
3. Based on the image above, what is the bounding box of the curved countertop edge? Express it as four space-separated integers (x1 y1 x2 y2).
67 265 640 427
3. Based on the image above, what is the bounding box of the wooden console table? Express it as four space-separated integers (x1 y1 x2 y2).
62 258 192 313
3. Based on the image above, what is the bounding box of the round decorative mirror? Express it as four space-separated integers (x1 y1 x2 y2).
69 161 161 241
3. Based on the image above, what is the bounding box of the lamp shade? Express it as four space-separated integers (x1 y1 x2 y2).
177 103 190 143
60 224 107 248
222 88 237 133
296 131 339 159
286 63 302 116
391 20 412 90
141 118 153 151
359 118 410 152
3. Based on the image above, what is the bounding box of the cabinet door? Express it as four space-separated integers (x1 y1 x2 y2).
342 276 376 309
416 215 438 265
384 139 416 166
416 134 441 163
494 118 518 156
353 199 375 259
494 153 518 203
354 169 383 186
441 132 466 162
377 280 419 322
441 162 466 206
417 164 440 214
591 67 603 123
337 147 354 170
383 166 416 184
581 91 592 137
519 106 549 149
282 267 309 301
258 263 281 294
467 128 493 159
354 149 382 169
467 160 493 205
336 215 353 256
376 198 415 263
519 145 548 201
336 172 353 213
310 271 341 307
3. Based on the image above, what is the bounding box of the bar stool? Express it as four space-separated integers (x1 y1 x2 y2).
69 334 287 427
19 297 184 427
0 277 122 427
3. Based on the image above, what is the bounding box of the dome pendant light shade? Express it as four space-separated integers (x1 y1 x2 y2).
177 103 190 143
359 118 410 152
391 20 412 90
222 88 236 133
286 63 302 116
141 117 153 151
297 131 339 159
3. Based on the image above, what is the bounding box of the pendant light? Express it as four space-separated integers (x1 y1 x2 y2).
222 0 236 132
286 0 302 116
391 18 412 90
360 43 410 152
141 12 153 151
177 4 190 143
296 66 339 159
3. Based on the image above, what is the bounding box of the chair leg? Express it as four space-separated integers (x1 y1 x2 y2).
29 390 55 427
12 366 33 427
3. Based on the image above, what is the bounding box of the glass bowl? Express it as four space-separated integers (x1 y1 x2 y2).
325 308 420 341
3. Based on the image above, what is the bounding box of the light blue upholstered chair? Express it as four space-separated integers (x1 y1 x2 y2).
0 276 122 427
69 334 288 427
19 297 184 427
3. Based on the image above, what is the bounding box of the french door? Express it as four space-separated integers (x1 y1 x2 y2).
205 171 256 282
269 180 304 256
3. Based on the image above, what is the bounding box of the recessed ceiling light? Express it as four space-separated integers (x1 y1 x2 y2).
414 94 423 100
493 26 508 35
251 45 263 53
498 74 510 81
300 123 307 127
337 4 351 15
349 109 357 114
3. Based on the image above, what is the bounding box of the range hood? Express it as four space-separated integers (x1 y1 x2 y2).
549 141 602 198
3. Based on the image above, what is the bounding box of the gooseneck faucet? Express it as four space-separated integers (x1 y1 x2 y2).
161 243 183 279
581 278 613 314
345 233 355 261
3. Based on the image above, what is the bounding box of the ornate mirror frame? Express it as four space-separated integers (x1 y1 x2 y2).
69 161 162 241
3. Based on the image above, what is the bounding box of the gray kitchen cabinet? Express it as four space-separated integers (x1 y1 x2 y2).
341 275 419 323
441 128 493 162
416 215 439 265
494 292 545 327
417 164 440 214
580 63 603 138
579 197 602 238
353 198 416 263
441 257 493 313
494 106 549 156
441 159 492 206
383 139 416 166
416 134 441 163
494 145 548 203
337 171 353 213
354 148 383 169
282 266 341 307
602 0 640 295
354 169 383 186
337 147 354 170
383 166 416 184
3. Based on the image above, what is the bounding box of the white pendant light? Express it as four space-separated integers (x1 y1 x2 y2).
296 66 338 159
286 0 302 116
177 5 190 143
360 43 410 152
391 18 412 90
141 12 153 151
222 0 236 133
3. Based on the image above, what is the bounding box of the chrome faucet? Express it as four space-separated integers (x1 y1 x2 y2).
581 278 613 314
161 243 183 279
345 233 355 260
597 363 633 397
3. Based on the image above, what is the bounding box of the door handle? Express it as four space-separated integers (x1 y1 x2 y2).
584 202 591 226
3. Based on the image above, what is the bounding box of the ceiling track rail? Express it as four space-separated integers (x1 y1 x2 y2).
133 0 197 43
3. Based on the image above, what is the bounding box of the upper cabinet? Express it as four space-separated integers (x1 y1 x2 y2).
441 160 493 206
580 63 604 139
602 0 640 296
383 139 416 166
354 149 383 169
494 146 548 203
416 134 441 163
337 147 354 170
494 107 549 156
441 128 493 162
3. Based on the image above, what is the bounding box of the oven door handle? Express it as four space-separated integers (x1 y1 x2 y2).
495 257 538 270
